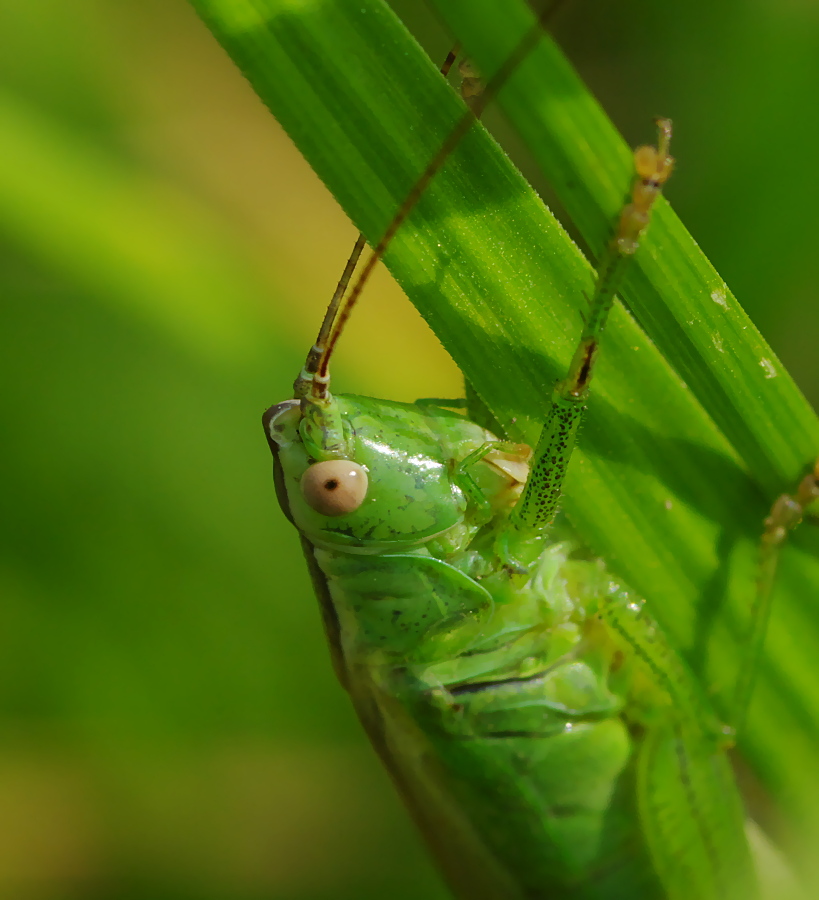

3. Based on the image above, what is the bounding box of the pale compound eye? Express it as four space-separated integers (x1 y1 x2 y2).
301 460 368 517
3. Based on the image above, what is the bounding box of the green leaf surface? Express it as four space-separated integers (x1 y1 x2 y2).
431 0 819 493
189 0 819 882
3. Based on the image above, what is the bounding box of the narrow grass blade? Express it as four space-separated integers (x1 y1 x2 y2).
190 0 819 877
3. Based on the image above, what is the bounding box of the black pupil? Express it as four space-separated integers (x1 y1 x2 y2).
324 479 339 491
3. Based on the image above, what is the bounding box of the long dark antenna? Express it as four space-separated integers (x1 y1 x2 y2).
294 46 459 400
311 1 567 400
293 233 366 399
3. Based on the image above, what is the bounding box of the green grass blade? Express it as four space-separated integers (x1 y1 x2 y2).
430 0 819 495
187 0 737 661
189 0 819 880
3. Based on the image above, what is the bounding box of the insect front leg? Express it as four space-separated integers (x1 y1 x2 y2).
497 121 674 570
452 440 533 524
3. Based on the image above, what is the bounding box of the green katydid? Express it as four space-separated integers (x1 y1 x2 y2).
260 18 818 895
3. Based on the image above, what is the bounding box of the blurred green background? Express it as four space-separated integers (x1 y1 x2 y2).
1 1 817 899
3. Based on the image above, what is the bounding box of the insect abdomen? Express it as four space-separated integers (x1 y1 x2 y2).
418 687 662 899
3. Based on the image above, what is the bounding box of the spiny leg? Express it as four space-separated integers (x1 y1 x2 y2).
732 459 819 735
501 121 674 564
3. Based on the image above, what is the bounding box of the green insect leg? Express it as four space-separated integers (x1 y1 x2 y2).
636 723 755 900
499 121 674 566
597 592 758 900
732 459 819 736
